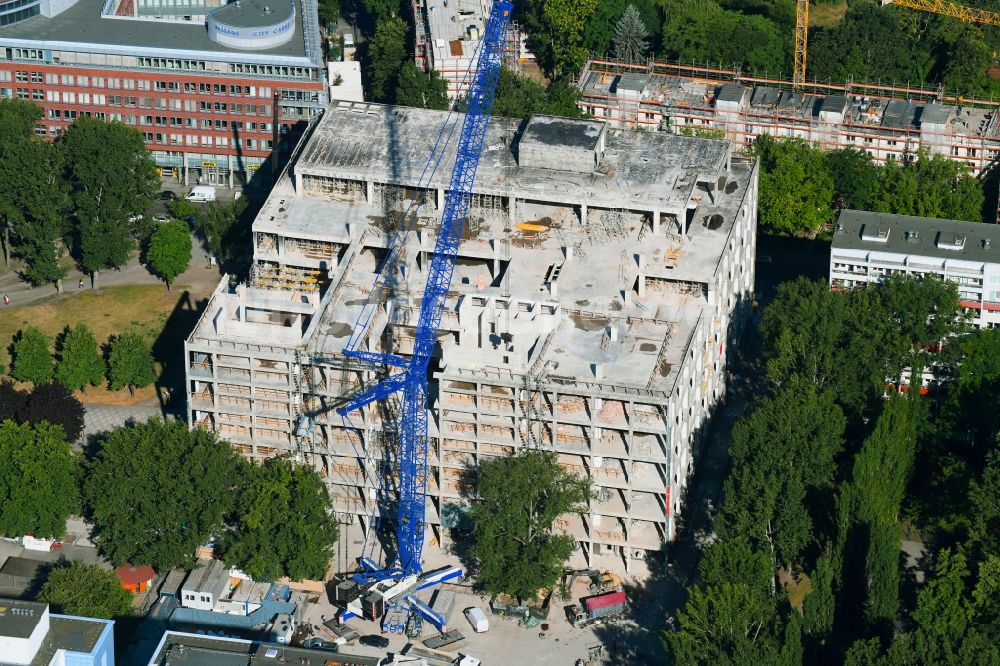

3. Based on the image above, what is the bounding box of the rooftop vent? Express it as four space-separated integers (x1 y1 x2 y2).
905 230 920 242
936 232 966 251
984 238 992 249
860 224 890 243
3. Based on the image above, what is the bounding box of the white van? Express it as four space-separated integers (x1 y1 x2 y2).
463 607 489 633
186 186 217 202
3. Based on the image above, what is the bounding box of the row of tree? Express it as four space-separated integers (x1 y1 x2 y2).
0 414 339 584
0 99 159 289
665 274 1000 664
8 325 155 397
521 0 1000 97
754 136 985 235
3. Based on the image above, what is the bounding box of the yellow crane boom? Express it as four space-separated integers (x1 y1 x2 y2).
883 0 1000 26
793 0 1000 90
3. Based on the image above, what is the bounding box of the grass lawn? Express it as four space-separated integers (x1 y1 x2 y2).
0 284 198 405
809 0 848 29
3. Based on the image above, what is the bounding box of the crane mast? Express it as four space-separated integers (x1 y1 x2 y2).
337 1 513 585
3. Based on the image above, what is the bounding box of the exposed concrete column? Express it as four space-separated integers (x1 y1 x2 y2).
366 180 374 205
183 158 189 186
437 188 445 210
229 164 234 189
652 210 660 236
580 204 587 228
508 197 516 225
276 235 284 259
637 275 646 298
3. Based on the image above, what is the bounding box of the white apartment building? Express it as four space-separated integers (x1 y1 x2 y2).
831 209 1000 329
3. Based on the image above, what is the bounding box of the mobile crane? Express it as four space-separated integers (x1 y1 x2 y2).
332 0 513 629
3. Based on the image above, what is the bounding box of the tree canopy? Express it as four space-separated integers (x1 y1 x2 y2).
83 418 244 570
56 323 105 391
61 118 157 287
224 458 339 582
469 450 591 600
39 562 133 620
107 331 156 395
146 221 192 290
754 135 836 235
11 326 53 386
0 420 79 539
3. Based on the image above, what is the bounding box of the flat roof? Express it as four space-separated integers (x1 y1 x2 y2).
147 631 381 666
833 209 1000 264
522 114 605 150
0 557 48 580
182 560 229 595
31 615 110 665
296 101 730 217
0 0 310 62
211 0 294 28
0 599 45 639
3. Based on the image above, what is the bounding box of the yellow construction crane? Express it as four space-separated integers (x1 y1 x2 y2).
793 0 1000 89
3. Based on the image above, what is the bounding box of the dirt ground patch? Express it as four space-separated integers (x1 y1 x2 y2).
0 283 212 402
809 0 848 28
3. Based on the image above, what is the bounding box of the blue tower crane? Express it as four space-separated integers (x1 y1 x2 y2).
336 1 513 592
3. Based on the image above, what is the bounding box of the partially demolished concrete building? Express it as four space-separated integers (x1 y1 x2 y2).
184 101 759 573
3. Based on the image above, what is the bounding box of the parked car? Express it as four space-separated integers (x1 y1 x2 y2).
159 190 177 201
359 634 390 649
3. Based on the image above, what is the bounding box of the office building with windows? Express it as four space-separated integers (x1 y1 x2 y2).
0 0 325 186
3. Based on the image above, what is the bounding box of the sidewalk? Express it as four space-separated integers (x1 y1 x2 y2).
0 232 218 308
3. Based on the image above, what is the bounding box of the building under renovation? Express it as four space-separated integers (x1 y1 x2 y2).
184 101 758 574
577 59 1000 177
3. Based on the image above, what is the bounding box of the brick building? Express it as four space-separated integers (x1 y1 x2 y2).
0 0 326 187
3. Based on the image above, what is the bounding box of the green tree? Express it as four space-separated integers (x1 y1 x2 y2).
826 148 879 211
754 135 835 234
613 5 648 64
19 382 86 442
717 377 845 568
0 420 79 539
582 0 626 57
56 324 105 391
39 562 133 620
803 554 836 638
972 555 1000 635
198 197 249 262
146 221 192 291
61 118 158 288
11 326 54 386
317 0 339 27
395 62 449 110
367 16 407 103
3 139 70 287
969 449 1000 558
224 458 338 582
872 151 983 223
0 99 44 268
83 418 244 570
907 549 1000 666
107 331 156 395
469 450 591 600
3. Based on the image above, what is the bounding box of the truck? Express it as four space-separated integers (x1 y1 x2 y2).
186 185 216 202
568 590 627 628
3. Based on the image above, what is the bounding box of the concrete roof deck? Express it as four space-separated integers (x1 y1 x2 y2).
0 0 309 60
0 599 45 638
211 0 294 29
294 101 730 217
